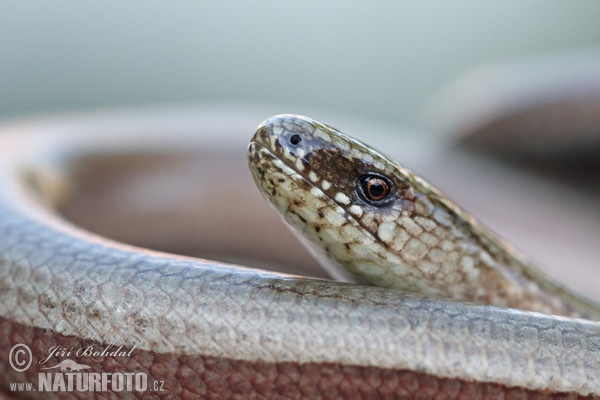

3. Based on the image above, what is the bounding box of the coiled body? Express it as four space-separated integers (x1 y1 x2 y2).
0 108 598 399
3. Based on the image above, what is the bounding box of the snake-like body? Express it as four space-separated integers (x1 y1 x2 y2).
0 109 598 399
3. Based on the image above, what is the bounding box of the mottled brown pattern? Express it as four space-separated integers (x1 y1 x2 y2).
0 113 599 399
249 114 600 318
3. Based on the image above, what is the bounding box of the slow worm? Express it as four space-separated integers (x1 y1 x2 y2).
0 109 598 399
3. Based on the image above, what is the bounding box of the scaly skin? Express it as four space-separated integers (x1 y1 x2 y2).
248 114 600 319
0 111 598 398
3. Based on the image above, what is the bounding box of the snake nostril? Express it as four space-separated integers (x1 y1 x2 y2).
290 134 301 146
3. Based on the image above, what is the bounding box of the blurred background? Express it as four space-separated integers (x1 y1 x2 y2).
1 1 599 297
1 0 600 129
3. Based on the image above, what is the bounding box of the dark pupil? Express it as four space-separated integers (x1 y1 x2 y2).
290 134 301 145
359 175 391 203
368 180 386 199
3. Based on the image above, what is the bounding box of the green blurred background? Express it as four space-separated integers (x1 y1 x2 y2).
1 1 599 128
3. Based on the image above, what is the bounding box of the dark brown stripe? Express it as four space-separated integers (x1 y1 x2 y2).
0 319 595 399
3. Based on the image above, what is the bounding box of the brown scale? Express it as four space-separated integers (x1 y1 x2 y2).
249 114 600 320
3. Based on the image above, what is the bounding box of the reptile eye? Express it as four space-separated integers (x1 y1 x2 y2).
358 174 393 205
289 134 301 146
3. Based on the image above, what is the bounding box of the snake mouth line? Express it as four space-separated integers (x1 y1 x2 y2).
249 140 347 212
249 140 382 249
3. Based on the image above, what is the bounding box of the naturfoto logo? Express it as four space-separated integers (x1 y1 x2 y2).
8 343 164 394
